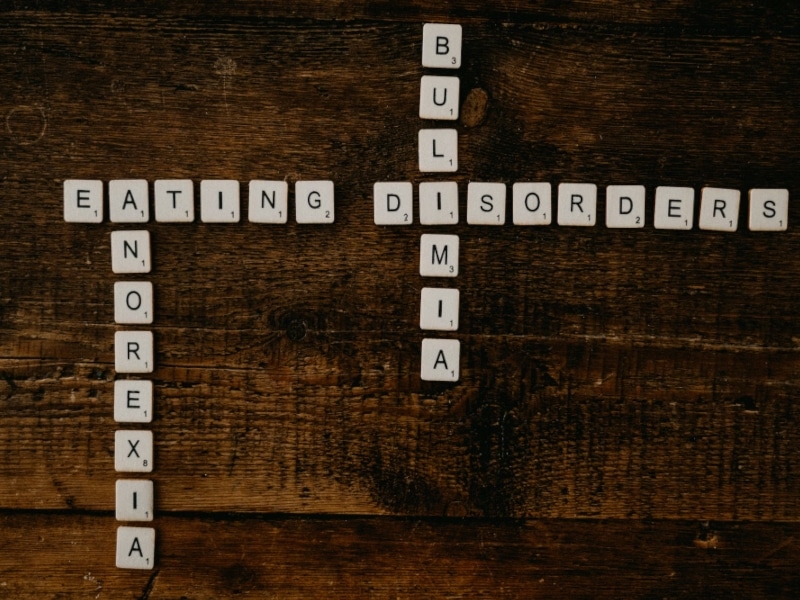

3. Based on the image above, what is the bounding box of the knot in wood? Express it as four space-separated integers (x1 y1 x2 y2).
285 319 307 341
460 88 489 127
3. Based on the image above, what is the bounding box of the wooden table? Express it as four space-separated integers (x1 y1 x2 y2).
2 2 800 597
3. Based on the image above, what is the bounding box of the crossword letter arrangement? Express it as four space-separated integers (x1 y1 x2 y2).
61 23 792 570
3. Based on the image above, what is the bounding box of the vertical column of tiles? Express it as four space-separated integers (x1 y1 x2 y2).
109 180 156 570
419 23 461 174
419 24 463 382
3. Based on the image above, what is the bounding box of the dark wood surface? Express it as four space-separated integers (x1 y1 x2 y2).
2 1 800 597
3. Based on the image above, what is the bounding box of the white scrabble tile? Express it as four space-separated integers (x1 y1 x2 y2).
512 182 552 225
374 182 413 225
111 230 151 274
248 180 288 223
419 181 459 225
115 331 154 374
749 188 788 231
114 282 153 325
200 179 240 223
63 179 103 223
115 430 153 473
420 75 460 120
654 186 694 230
557 183 597 226
295 180 334 224
422 23 462 69
116 526 155 570
606 185 646 228
699 187 740 231
420 287 459 331
467 182 506 225
154 179 194 222
114 380 153 423
116 479 154 522
419 129 458 172
109 179 149 223
420 234 459 277
421 338 460 382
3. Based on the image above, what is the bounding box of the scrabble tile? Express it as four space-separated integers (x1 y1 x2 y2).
115 331 154 374
422 23 462 69
109 179 149 223
116 479 154 522
115 430 153 473
63 179 103 223
467 182 506 225
114 380 153 423
420 75 460 120
116 526 155 570
111 230 151 274
374 182 413 225
654 186 694 230
699 187 740 231
419 129 458 172
512 182 552 225
295 180 335 224
419 182 459 225
200 179 240 223
421 338 460 382
155 179 194 222
749 188 788 231
420 234 459 277
114 282 153 325
420 287 459 331
248 180 288 223
606 185 646 228
557 183 597 226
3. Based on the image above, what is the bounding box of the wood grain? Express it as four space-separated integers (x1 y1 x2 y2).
1 514 799 599
2 1 800 596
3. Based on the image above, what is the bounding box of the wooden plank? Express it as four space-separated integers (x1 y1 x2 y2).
2 344 799 518
1 514 799 599
3 1 800 31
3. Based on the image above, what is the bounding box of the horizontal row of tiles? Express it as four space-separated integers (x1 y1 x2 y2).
65 179 787 231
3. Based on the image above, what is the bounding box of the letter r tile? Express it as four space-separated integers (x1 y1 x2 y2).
699 187 740 232
115 330 154 374
557 183 597 226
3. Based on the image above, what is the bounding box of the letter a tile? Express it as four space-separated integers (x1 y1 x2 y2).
116 526 155 570
421 338 460 381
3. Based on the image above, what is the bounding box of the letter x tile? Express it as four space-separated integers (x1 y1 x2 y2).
115 430 153 473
